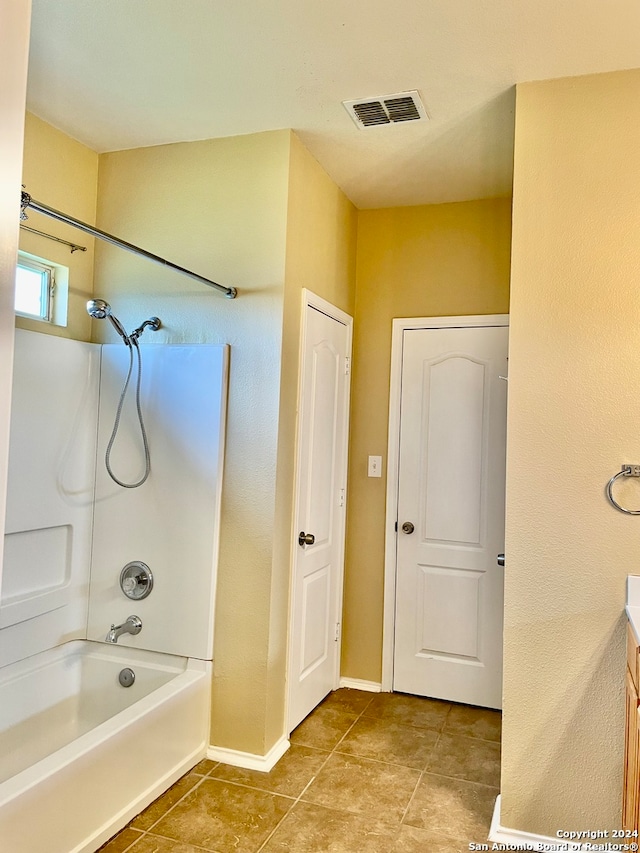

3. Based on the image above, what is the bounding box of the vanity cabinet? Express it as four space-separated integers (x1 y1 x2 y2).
624 622 640 832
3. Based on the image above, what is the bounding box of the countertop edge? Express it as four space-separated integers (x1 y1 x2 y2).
627 605 640 645
626 577 640 643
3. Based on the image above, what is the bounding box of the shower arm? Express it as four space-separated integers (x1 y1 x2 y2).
20 190 237 299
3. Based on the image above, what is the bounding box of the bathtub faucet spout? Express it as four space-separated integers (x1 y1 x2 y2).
105 615 142 643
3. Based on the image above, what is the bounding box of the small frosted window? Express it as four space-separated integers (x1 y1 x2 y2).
15 257 53 321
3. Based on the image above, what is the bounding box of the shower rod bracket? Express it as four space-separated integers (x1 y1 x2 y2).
20 189 237 299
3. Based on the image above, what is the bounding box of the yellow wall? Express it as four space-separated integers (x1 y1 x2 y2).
269 133 357 740
342 199 512 680
503 69 640 834
95 131 292 755
284 134 357 318
20 113 98 341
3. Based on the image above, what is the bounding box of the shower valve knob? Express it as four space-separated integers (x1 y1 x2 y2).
122 577 137 594
120 561 154 600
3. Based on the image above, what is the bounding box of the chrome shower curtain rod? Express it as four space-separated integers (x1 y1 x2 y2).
20 190 237 299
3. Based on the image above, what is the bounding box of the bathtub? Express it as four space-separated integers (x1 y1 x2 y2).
0 640 211 853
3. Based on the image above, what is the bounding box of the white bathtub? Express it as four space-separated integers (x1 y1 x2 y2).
0 640 211 853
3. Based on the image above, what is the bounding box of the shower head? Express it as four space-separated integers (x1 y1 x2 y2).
86 299 129 344
86 298 111 320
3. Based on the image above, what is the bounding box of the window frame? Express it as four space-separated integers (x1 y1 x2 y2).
15 253 56 322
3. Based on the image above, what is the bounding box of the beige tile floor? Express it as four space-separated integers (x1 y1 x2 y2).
99 689 501 853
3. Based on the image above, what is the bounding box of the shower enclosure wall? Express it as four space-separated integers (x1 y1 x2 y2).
0 329 228 853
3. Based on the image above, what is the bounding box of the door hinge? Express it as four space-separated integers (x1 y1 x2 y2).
339 487 345 507
335 622 341 642
345 356 351 376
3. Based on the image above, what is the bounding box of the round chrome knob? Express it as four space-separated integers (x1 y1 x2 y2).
120 561 153 600
298 531 315 546
401 521 415 534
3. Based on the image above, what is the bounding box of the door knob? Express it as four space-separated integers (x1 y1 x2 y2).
497 554 505 567
401 521 415 534
298 531 315 546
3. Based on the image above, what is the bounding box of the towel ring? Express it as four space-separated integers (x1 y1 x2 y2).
607 466 640 515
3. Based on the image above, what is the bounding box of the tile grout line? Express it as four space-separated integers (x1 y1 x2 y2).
137 829 225 853
330 750 432 772
254 705 413 852
420 766 502 790
439 715 497 740
194 774 302 801
439 727 503 745
106 828 145 853
100 775 203 853
331 720 441 772
394 712 449 831
322 697 375 754
154 738 339 853
115 771 212 850
140 832 223 853
120 723 342 852
254 752 336 853
295 695 435 833
296 696 484 776
256 695 404 847
398 768 425 829
114 760 307 853
425 729 501 787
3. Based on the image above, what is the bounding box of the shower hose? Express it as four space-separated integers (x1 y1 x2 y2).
105 338 151 488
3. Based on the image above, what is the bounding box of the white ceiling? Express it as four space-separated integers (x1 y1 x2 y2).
26 0 640 209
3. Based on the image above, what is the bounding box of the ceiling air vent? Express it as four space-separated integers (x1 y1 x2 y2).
343 90 428 130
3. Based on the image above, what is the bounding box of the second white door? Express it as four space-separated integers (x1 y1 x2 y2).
393 321 508 709
288 296 352 732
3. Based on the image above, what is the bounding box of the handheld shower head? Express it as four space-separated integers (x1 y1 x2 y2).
86 299 129 343
86 298 110 320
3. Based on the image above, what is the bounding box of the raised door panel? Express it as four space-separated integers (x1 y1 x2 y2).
423 355 486 546
304 342 340 548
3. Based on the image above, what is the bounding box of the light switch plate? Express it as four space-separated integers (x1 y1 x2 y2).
368 455 382 478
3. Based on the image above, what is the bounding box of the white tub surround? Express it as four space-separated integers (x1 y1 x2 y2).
2 333 228 665
0 641 209 853
1 330 228 853
1 332 99 668
88 343 228 660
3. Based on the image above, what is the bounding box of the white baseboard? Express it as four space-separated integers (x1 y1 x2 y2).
339 677 382 693
490 795 584 851
207 735 289 773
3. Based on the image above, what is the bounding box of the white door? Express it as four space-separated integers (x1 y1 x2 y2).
288 295 352 732
393 322 508 709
